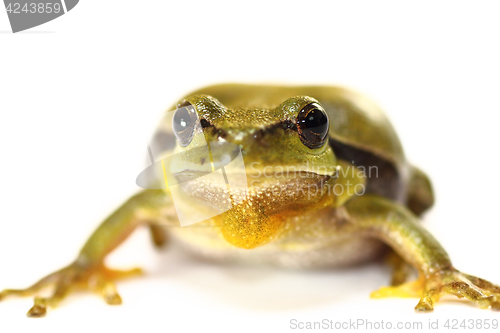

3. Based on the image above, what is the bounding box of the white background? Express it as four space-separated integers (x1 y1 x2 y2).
1 1 500 332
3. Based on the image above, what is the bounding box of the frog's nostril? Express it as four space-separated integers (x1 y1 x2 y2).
251 130 270 148
253 130 263 140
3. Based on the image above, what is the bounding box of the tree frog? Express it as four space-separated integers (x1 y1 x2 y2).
1 84 499 317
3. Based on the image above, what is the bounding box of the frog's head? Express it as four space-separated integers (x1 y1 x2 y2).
168 94 338 249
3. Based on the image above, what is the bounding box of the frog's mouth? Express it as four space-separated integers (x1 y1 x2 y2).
172 168 337 214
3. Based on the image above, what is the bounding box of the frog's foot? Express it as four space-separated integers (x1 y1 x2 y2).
414 269 500 312
0 262 142 317
371 269 500 311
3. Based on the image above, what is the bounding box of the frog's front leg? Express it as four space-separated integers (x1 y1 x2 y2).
0 189 171 317
345 195 500 311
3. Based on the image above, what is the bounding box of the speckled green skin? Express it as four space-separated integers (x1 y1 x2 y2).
186 84 404 166
1 84 499 317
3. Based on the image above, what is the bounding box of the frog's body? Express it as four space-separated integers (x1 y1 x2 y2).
1 84 499 317
159 85 428 268
153 85 433 267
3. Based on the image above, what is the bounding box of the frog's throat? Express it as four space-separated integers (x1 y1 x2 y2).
175 171 337 249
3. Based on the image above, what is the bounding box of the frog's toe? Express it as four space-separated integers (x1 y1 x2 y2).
92 270 137 305
1 263 142 317
0 269 62 301
415 269 500 312
371 276 425 299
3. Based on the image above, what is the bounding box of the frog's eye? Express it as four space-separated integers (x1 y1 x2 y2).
297 102 329 149
173 102 197 147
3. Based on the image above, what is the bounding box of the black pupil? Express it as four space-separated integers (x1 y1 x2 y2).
297 103 329 149
304 108 328 134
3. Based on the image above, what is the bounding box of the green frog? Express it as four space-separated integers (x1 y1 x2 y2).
1 84 499 317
